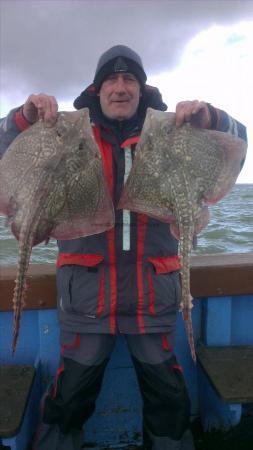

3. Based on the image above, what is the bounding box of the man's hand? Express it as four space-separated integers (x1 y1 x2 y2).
22 93 59 126
175 100 211 129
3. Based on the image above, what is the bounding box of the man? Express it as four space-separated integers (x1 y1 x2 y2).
0 45 247 450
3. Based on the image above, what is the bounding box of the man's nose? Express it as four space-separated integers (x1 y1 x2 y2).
114 76 127 92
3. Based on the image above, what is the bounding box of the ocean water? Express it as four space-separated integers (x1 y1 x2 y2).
0 184 253 266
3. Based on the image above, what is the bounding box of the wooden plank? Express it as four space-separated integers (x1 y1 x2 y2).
0 253 253 311
190 253 253 298
0 265 57 311
190 253 253 268
0 365 35 437
197 345 253 403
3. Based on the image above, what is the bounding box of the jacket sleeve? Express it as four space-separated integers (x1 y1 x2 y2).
207 104 247 143
0 106 31 159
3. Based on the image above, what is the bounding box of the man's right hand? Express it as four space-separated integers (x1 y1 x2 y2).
22 93 59 126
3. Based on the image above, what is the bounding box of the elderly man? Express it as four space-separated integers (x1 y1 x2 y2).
0 45 247 450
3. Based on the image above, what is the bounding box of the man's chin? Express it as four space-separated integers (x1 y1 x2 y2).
114 115 130 121
109 109 134 121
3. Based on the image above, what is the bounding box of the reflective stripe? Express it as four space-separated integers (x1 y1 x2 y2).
226 114 239 138
123 209 131 251
123 146 132 251
227 114 234 135
233 119 239 137
0 117 8 132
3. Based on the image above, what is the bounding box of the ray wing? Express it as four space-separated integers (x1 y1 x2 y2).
0 108 114 243
119 108 247 234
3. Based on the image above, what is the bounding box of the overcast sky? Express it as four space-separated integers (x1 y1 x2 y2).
1 0 252 182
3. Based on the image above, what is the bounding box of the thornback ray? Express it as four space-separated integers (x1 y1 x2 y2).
0 108 114 354
118 107 247 361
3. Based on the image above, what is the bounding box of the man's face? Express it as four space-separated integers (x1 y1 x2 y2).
98 73 141 120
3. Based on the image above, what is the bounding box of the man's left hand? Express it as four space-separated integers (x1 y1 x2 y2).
175 100 211 129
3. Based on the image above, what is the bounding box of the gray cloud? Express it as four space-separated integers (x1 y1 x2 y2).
1 0 253 109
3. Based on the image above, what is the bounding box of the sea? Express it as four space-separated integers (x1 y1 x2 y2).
0 184 253 267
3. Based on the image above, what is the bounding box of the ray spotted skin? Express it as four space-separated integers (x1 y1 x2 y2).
0 109 114 353
119 108 247 361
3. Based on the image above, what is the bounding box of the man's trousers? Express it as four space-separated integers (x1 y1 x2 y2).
33 332 195 450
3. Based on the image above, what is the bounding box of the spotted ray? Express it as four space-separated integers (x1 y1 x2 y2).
118 108 247 361
0 108 114 354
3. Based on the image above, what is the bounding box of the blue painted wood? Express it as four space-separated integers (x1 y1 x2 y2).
231 295 253 344
231 294 253 418
38 310 60 381
0 311 38 364
198 294 253 431
203 296 232 346
85 336 142 447
175 299 202 416
199 296 236 430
